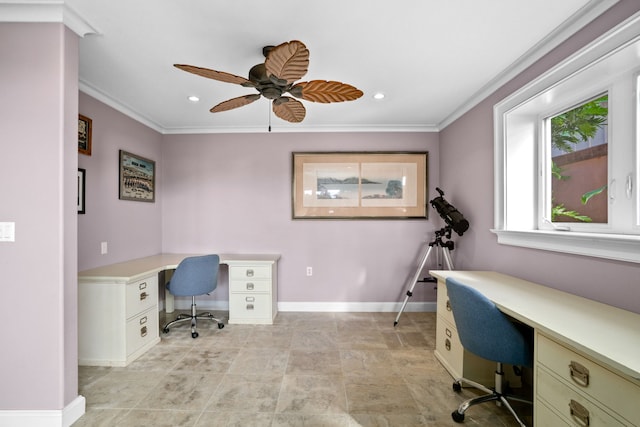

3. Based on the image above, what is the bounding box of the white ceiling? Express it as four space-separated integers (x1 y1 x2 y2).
60 0 604 133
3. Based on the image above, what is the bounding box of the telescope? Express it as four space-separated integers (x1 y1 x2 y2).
430 187 469 236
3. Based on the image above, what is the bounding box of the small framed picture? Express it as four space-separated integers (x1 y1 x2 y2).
119 150 156 202
77 168 86 214
78 115 92 156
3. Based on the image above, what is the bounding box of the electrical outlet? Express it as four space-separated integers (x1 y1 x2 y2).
306 266 313 276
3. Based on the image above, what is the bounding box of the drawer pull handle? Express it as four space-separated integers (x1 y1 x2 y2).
569 361 590 387
246 269 254 277
246 296 255 302
139 292 149 300
139 316 147 325
569 399 590 426
139 282 147 290
140 326 148 337
446 300 451 311
445 328 452 338
246 304 254 310
445 338 451 351
246 283 254 290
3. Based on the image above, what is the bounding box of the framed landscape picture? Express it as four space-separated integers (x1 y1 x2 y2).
119 150 155 202
292 152 428 219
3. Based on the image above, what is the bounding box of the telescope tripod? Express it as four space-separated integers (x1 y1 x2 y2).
394 226 455 327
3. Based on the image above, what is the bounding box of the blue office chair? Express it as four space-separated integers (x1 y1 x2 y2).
445 277 532 426
162 255 224 338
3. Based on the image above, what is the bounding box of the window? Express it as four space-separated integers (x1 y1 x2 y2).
493 14 640 263
544 93 609 227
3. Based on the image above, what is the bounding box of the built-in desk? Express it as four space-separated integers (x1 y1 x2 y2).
430 270 640 426
78 253 279 366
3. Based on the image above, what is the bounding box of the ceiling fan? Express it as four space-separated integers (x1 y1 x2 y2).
174 40 363 124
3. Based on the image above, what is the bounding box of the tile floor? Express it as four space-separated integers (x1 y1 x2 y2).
75 311 532 426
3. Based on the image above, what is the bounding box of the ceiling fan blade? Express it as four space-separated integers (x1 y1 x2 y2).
174 64 254 86
210 94 261 113
264 40 309 84
290 80 363 103
272 97 306 123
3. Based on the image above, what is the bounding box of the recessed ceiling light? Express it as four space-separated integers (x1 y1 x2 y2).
373 92 385 100
188 95 200 102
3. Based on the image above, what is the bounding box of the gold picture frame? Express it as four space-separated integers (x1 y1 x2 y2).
78 114 92 156
292 152 428 219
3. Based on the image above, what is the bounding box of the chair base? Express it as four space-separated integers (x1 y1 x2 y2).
162 296 224 338
451 363 531 427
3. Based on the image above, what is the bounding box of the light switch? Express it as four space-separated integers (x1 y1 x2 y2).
0 222 15 242
101 241 108 254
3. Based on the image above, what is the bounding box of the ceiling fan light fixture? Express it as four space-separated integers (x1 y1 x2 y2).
373 92 385 100
175 40 363 123
188 95 200 102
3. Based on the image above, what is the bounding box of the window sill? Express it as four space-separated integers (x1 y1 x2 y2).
491 229 640 264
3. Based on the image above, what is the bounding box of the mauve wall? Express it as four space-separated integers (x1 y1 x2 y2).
78 93 163 271
440 2 640 314
1 23 78 410
160 133 440 306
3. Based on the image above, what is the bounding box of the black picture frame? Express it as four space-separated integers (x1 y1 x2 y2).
78 168 86 214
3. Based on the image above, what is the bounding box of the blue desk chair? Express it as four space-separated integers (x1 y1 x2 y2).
446 277 532 426
162 255 224 338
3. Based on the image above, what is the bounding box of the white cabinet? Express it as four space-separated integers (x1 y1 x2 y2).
535 333 640 426
434 279 498 386
78 274 160 366
430 270 640 427
227 260 278 325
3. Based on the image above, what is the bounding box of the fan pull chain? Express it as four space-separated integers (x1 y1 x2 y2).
268 103 272 132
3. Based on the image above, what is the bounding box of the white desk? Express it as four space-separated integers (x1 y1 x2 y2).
430 270 640 426
78 253 279 366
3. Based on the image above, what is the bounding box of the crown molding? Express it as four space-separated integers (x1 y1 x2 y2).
79 80 165 133
160 124 439 135
438 0 619 130
81 80 438 134
0 1 99 37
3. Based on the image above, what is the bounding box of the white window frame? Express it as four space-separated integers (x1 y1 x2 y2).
493 12 640 264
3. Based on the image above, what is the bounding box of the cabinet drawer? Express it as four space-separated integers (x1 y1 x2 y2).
230 265 271 280
435 316 464 375
535 399 572 426
537 333 640 425
537 367 626 426
229 293 271 319
126 307 158 356
437 281 455 325
126 276 157 318
229 279 271 293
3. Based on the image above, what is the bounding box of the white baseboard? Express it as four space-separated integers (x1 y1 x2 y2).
168 299 436 313
0 395 85 427
277 301 437 312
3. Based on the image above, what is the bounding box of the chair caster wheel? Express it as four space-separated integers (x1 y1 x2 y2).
452 410 465 423
191 332 199 338
453 382 462 392
162 327 169 334
218 323 224 329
